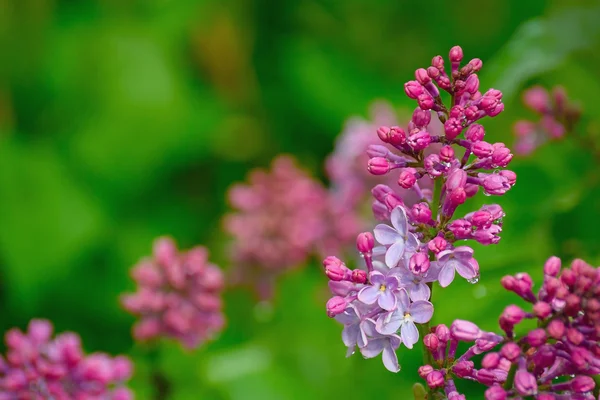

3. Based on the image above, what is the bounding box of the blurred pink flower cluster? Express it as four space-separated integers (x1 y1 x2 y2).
122 237 225 349
0 319 132 399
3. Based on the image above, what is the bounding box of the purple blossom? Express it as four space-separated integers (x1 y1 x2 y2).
373 206 419 268
397 262 440 301
376 289 433 349
357 271 400 311
359 319 402 373
437 246 478 287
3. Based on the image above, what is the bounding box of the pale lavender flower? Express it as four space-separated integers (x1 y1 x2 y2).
373 206 419 268
437 246 478 287
359 319 402 372
397 262 441 301
375 288 433 348
334 305 368 357
357 271 399 311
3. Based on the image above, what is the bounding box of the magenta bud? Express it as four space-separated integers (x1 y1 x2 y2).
464 74 479 94
514 370 538 396
560 269 577 286
424 154 443 177
412 108 431 128
526 328 546 347
481 352 500 369
471 211 493 229
351 269 367 284
426 370 445 388
356 232 375 253
570 376 595 393
428 237 448 254
418 365 434 379
432 55 444 69
450 105 464 119
323 256 348 281
377 125 406 145
522 86 550 114
415 68 431 85
444 118 463 140
326 296 347 317
447 219 472 239
464 183 479 197
499 170 516 185
491 144 513 167
532 301 552 319
481 174 511 195
450 319 481 342
435 324 451 342
500 305 525 326
546 319 565 340
407 130 432 151
449 46 463 63
427 66 440 79
368 157 390 175
446 168 467 191
472 141 494 158
417 93 435 110
409 252 431 275
449 188 467 206
452 360 474 378
465 123 485 142
397 170 416 189
484 386 507 400
439 145 455 162
500 342 520 361
566 327 584 345
404 81 424 99
468 58 483 71
411 203 432 224
423 333 439 352
475 369 497 385
544 256 561 276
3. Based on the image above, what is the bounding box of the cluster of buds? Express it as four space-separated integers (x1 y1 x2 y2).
121 237 225 349
325 46 516 373
0 319 132 399
513 85 581 155
418 256 599 399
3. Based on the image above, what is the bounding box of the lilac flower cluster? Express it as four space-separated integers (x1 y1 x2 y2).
121 237 225 349
418 256 599 399
513 85 580 155
0 319 132 399
324 46 516 373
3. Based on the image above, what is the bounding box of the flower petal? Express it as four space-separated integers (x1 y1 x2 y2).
410 301 434 323
382 343 401 373
342 324 360 347
455 259 477 279
409 282 431 301
391 206 408 236
358 286 380 305
401 321 419 349
374 224 401 245
385 241 405 268
369 271 385 285
360 338 385 358
376 311 402 335
397 288 411 312
405 233 420 253
438 264 455 288
372 261 389 273
378 289 397 311
345 345 356 358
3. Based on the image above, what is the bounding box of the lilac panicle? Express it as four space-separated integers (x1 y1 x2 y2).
419 256 600 399
324 45 515 375
121 237 225 349
0 319 133 398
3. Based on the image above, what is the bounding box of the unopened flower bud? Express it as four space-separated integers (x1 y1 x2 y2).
326 296 347 318
423 334 439 352
356 232 374 253
426 370 445 388
368 157 390 175
351 269 367 284
398 170 416 189
514 370 537 396
409 252 431 275
465 124 485 142
450 319 481 341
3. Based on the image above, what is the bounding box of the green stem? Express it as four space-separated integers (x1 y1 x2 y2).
503 363 517 391
593 374 600 397
431 177 444 221
147 345 172 400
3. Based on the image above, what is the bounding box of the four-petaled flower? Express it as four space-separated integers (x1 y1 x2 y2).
359 318 402 373
397 262 441 301
437 246 478 287
374 207 419 268
375 288 433 349
357 271 399 310
334 305 368 357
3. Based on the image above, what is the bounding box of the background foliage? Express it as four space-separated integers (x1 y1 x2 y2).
1 0 600 399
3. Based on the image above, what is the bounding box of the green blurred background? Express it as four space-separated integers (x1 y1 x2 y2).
1 0 600 398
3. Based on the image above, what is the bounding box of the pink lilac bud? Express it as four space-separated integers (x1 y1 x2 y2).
449 46 463 63
428 237 448 254
409 252 431 275
426 370 445 388
526 328 547 347
523 86 550 113
435 324 451 343
475 369 497 385
547 319 565 339
412 109 431 128
415 68 432 85
514 370 538 396
464 183 479 197
418 93 435 110
465 124 485 142
484 386 507 400
566 327 584 345
351 269 367 284
450 320 481 342
424 154 444 177
407 130 432 150
418 365 434 379
411 203 432 224
439 145 455 162
472 141 494 158
500 342 521 361
491 144 513 167
398 169 417 188
446 168 467 191
448 219 472 239
499 305 525 333
324 257 349 281
444 118 463 140
481 352 501 369
122 238 225 348
356 232 375 253
326 296 348 317
464 74 479 94
570 376 595 393
499 170 516 185
378 126 407 146
423 334 439 352
481 174 511 195
473 225 501 245
532 301 552 319
452 360 474 378
368 157 391 175
405 81 425 99
544 256 561 276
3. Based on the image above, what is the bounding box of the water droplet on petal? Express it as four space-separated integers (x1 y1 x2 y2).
467 276 480 284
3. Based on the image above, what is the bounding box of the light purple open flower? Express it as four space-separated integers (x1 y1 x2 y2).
373 206 419 268
357 271 399 310
375 288 433 349
437 246 478 287
334 305 368 357
359 318 401 373
396 262 441 301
